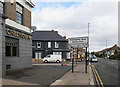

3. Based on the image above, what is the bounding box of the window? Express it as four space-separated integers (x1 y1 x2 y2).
5 37 19 57
55 42 59 48
16 3 23 24
53 52 62 55
67 52 70 59
37 42 41 48
48 42 51 48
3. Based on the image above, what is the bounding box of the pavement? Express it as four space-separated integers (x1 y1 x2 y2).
51 61 95 86
2 65 71 86
2 61 95 87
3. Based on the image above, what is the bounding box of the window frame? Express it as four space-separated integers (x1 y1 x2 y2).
37 42 41 48
55 42 59 48
48 42 51 48
16 3 23 24
5 37 19 57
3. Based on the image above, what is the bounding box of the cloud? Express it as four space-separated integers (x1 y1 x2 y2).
32 1 118 52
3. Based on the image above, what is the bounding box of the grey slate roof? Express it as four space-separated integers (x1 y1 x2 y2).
32 30 67 41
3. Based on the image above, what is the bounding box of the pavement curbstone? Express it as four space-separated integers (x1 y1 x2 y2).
89 63 95 85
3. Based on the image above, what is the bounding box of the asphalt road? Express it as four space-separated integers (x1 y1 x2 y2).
4 64 71 86
91 57 119 86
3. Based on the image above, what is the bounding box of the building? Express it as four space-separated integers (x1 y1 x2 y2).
96 44 120 55
32 30 70 59
0 0 8 81
2 0 34 76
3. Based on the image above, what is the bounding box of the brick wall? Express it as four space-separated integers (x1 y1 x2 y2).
23 8 31 28
5 2 31 28
5 2 16 22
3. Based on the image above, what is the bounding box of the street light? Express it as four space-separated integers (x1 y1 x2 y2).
88 23 90 56
85 23 90 73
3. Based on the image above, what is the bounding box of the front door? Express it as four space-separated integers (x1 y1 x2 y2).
35 52 41 59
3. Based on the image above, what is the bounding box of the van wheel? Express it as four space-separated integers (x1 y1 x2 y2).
44 60 48 63
56 60 60 63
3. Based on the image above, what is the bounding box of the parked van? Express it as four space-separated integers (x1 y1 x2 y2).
43 55 62 63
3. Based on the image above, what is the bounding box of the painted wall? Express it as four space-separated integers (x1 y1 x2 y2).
32 41 69 59
2 26 32 76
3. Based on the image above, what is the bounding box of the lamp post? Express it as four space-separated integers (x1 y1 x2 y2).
88 23 90 56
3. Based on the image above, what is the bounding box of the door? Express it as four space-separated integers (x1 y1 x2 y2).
35 53 38 59
35 52 41 59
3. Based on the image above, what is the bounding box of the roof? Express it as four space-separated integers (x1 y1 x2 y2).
26 0 35 8
96 44 120 53
32 30 67 41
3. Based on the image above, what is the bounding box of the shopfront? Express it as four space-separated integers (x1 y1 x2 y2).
2 25 32 76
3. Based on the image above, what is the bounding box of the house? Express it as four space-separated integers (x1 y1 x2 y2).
96 44 120 55
32 30 70 59
2 0 34 76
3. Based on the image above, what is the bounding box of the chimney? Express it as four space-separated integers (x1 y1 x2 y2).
56 31 58 34
63 36 66 39
31 26 37 32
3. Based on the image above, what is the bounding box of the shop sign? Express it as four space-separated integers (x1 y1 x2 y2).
6 29 31 40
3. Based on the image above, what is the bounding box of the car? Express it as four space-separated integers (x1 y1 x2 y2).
91 55 98 62
43 54 62 63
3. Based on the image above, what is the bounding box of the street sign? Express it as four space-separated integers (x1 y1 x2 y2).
68 37 88 48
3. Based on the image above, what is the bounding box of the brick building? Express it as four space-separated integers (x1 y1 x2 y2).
1 0 34 76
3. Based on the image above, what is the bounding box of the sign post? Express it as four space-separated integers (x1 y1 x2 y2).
68 37 88 73
85 47 87 73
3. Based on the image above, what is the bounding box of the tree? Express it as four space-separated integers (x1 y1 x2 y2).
114 50 118 54
91 52 95 55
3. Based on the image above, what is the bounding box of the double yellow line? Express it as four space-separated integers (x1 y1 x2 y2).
92 65 104 87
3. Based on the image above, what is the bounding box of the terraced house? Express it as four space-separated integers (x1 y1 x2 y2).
1 0 34 76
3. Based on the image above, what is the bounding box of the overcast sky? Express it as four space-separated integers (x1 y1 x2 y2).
31 0 118 52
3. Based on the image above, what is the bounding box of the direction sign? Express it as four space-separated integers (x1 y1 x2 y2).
68 37 88 48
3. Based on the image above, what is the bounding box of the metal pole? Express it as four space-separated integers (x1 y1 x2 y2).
85 47 87 73
72 48 74 73
88 23 90 57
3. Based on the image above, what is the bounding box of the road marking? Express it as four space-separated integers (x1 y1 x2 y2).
51 80 62 85
93 65 104 87
92 65 100 87
92 65 104 87
32 64 72 66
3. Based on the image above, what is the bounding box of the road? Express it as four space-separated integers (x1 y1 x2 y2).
91 57 119 86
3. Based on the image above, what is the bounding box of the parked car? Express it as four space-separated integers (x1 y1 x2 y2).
43 55 62 63
91 55 98 62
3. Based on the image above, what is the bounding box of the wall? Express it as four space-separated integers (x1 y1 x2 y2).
2 26 32 76
5 2 16 22
23 7 31 28
0 14 3 87
5 2 31 29
32 41 68 59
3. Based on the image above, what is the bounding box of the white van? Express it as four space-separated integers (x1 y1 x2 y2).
43 54 62 63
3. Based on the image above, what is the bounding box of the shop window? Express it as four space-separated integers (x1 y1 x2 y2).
16 3 23 24
48 42 51 48
55 42 59 48
5 37 19 57
6 65 11 70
